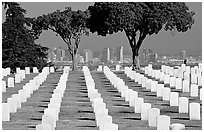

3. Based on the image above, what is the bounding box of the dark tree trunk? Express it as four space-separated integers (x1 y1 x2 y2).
71 53 77 71
132 48 140 71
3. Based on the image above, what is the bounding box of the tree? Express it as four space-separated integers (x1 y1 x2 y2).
2 2 49 73
87 2 195 70
31 7 89 71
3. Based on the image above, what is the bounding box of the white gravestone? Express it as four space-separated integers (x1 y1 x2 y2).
134 97 144 113
2 81 6 92
170 77 176 88
189 103 200 120
170 92 179 106
200 88 202 100
141 103 151 120
36 123 52 130
190 84 198 97
170 123 185 130
50 67 55 73
182 80 190 92
175 78 182 90
2 103 10 121
198 75 202 86
148 108 160 127
15 74 21 83
129 91 138 107
162 87 170 101
25 67 30 74
99 115 113 130
179 97 188 113
116 65 120 71
191 74 197 84
164 75 170 84
184 72 190 81
7 77 14 87
151 81 158 92
16 67 20 74
157 115 170 130
7 98 17 113
157 84 164 97
33 67 38 73
181 64 186 72
174 69 178 78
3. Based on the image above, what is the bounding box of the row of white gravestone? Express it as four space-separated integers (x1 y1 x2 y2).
83 66 118 130
125 66 201 120
36 67 70 130
97 65 121 72
143 65 202 95
159 64 202 86
104 66 186 130
2 67 51 122
143 65 202 99
2 68 11 79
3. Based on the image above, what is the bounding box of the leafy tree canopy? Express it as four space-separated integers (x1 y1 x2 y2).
32 7 89 70
87 2 195 70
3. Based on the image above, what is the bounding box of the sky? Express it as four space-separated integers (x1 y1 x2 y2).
2 2 202 56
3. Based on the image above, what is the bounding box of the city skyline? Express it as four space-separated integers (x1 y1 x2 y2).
2 2 202 57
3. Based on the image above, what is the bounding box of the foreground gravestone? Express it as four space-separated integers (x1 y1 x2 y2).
99 115 113 130
2 103 10 121
129 91 138 107
100 123 118 130
200 88 202 100
190 84 198 97
141 103 151 120
157 115 170 130
170 92 179 106
151 81 158 92
116 65 120 71
162 87 170 101
95 108 109 126
134 97 144 113
198 75 202 86
2 80 6 92
7 77 14 87
191 74 197 84
50 67 55 73
175 78 182 90
157 84 164 97
184 72 190 81
16 67 20 74
182 80 190 92
189 103 200 120
179 97 189 113
33 67 38 73
170 77 176 88
42 114 56 130
7 98 16 113
148 108 160 127
36 123 52 130
25 67 30 74
170 123 185 130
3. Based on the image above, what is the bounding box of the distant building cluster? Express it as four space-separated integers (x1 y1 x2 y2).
102 46 123 63
140 48 158 64
47 46 201 66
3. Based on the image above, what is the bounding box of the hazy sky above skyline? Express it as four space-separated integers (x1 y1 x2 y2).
2 2 202 56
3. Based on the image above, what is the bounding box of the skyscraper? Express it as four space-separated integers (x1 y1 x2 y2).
142 48 147 62
116 46 123 62
180 51 186 60
84 49 93 63
102 47 110 63
109 48 115 61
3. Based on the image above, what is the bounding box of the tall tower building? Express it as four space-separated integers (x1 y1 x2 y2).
84 49 93 63
142 48 147 62
180 51 186 60
102 47 110 63
109 48 115 61
116 46 123 62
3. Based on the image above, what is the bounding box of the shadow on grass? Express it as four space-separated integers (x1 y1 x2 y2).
77 117 95 121
77 125 97 128
30 117 42 121
77 110 93 113
123 117 141 120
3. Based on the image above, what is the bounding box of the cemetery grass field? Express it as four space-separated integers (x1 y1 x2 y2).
2 69 202 130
